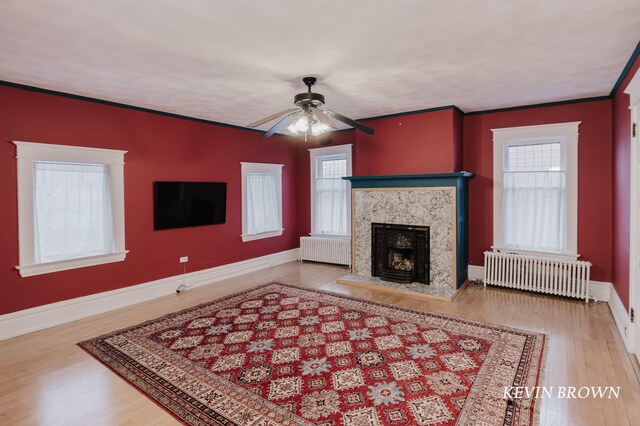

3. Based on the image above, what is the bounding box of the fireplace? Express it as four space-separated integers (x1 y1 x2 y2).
371 223 430 284
343 173 473 293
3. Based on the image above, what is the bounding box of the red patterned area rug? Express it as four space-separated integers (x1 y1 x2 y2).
80 282 545 426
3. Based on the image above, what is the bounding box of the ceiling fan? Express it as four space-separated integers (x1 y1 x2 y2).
247 77 375 144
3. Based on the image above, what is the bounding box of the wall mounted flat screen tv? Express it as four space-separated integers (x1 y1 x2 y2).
154 181 227 230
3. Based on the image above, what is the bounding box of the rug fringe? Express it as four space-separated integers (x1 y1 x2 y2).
532 333 550 425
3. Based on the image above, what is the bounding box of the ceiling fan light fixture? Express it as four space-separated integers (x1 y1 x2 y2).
287 114 309 135
311 121 331 136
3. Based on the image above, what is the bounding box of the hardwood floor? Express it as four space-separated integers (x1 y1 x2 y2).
0 261 638 425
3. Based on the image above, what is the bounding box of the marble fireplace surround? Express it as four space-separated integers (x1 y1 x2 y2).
353 187 455 289
342 173 473 299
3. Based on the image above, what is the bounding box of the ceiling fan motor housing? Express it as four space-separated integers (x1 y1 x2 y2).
294 76 324 107
294 92 325 107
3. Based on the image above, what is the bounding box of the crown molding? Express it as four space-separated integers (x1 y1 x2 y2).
610 40 640 96
7 38 640 130
357 105 463 122
0 80 265 134
465 96 611 116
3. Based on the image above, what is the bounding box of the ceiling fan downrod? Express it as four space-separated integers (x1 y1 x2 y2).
303 76 316 92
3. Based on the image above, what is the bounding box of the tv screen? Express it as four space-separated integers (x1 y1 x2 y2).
154 181 226 230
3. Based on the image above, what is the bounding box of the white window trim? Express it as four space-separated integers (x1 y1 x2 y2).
309 144 352 238
240 162 284 242
625 68 640 354
13 141 128 277
491 122 580 259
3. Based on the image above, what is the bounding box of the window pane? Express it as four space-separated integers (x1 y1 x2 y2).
315 157 348 235
34 161 115 262
506 143 562 172
246 173 280 234
320 159 347 178
503 142 566 253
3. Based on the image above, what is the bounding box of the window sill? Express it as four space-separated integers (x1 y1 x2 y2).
309 234 351 240
241 229 284 242
491 246 579 261
16 251 128 277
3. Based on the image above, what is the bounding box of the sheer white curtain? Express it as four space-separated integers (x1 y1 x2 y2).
503 170 566 253
315 177 347 235
313 157 348 236
245 173 280 235
34 161 114 263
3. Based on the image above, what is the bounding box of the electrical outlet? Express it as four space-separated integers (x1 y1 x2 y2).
179 256 189 263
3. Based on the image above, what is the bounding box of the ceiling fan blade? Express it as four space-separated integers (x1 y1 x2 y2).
309 106 337 129
247 108 300 128
261 112 297 139
318 134 333 145
328 110 375 135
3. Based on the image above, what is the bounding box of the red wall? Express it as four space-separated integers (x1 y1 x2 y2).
452 108 464 172
0 86 299 314
355 108 462 175
612 55 640 309
3 69 633 314
296 107 463 237
463 100 614 282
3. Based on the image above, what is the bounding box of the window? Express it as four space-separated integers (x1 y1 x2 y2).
241 162 283 242
14 141 127 277
309 144 352 237
492 122 579 258
34 162 114 262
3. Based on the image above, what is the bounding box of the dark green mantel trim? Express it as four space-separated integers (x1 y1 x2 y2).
344 172 474 181
343 172 474 191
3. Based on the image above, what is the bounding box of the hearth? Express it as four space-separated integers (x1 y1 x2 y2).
371 223 430 284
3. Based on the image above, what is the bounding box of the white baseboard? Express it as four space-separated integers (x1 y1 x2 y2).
0 248 300 341
467 264 612 302
468 265 484 281
588 280 612 302
608 285 631 351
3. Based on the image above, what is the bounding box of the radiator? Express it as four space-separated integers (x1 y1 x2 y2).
483 251 591 302
300 237 351 266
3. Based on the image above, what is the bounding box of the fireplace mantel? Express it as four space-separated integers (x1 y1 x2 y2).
343 172 474 188
344 172 474 289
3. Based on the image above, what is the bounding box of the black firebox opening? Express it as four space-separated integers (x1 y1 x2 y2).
371 223 430 284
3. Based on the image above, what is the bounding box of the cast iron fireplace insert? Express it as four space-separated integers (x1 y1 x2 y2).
371 223 430 284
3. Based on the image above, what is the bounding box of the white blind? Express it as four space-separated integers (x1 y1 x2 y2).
503 143 566 253
245 173 280 235
34 161 115 263
315 158 348 235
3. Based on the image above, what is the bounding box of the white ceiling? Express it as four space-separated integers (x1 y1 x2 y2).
1 0 639 130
